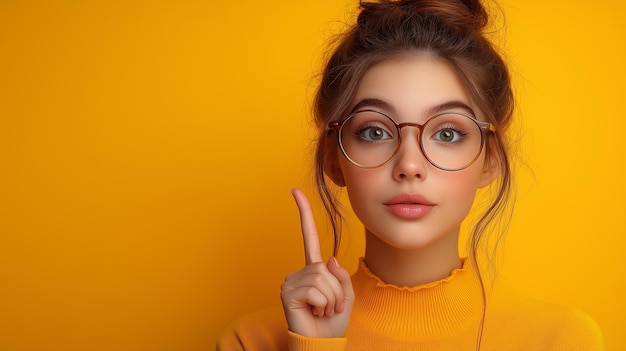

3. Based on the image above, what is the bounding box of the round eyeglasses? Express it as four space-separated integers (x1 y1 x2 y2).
328 109 495 171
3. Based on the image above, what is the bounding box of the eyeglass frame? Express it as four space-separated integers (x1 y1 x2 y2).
327 109 496 171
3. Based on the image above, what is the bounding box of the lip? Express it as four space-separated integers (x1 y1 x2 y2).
383 193 435 219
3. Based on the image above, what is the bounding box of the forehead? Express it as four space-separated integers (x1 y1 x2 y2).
352 56 477 120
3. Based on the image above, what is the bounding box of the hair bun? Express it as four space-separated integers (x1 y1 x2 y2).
359 0 488 33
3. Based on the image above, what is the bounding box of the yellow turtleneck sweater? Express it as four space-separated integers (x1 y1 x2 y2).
217 259 604 350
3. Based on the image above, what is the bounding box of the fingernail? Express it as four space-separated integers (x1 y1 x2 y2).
330 256 340 268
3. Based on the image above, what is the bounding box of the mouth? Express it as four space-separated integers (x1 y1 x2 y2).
384 194 435 219
383 193 435 206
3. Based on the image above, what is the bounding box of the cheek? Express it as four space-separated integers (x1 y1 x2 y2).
339 160 384 207
341 164 372 197
436 168 485 209
444 167 484 190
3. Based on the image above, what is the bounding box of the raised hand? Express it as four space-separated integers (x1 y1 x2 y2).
281 188 355 338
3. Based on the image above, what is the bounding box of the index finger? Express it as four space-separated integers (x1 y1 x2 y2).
290 188 322 265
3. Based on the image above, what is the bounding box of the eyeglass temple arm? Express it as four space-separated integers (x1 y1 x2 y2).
327 121 341 134
478 121 495 133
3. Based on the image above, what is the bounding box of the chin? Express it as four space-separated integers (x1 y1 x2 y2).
370 229 453 251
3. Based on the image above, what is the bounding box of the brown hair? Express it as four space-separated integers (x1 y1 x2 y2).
313 0 514 266
312 1 514 348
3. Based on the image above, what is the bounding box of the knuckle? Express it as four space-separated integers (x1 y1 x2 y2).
305 287 325 303
283 272 294 283
311 274 325 285
280 289 291 302
310 261 327 271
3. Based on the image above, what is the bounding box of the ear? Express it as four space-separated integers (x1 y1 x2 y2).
477 150 500 188
323 136 346 187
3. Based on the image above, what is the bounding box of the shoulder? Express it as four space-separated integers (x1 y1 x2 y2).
216 305 288 351
486 289 604 350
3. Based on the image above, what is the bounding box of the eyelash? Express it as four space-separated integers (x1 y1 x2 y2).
353 124 394 140
432 125 468 143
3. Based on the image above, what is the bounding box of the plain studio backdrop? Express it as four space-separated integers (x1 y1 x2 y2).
0 1 624 350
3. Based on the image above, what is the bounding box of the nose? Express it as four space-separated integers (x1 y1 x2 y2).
392 127 428 181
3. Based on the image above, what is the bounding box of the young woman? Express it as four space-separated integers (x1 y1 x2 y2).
217 0 604 350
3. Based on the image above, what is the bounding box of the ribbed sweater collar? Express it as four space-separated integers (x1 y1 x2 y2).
350 257 484 340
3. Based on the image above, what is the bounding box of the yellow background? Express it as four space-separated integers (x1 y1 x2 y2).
0 1 624 350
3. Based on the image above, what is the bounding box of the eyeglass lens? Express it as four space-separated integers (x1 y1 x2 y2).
338 110 484 170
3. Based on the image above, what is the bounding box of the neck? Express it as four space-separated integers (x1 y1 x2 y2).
363 229 461 287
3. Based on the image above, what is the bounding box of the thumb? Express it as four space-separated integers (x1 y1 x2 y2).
327 257 354 311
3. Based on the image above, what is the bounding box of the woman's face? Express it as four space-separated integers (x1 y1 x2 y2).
338 55 496 250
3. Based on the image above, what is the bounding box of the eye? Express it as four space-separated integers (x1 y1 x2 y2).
433 127 465 143
361 127 389 141
355 125 392 142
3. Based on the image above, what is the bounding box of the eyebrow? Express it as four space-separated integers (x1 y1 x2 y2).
350 98 397 115
427 101 476 116
350 98 476 117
